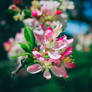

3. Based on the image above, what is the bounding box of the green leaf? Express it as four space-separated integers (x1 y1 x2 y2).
24 9 31 18
27 42 34 51
10 53 31 59
24 25 36 51
24 25 35 44
19 43 30 53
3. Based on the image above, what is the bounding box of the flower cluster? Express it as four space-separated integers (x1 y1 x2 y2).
27 24 74 79
3 0 75 79
3 28 25 58
9 0 74 27
76 34 92 52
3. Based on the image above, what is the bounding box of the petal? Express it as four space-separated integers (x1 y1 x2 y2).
62 47 73 58
67 38 74 44
51 66 69 78
55 36 67 50
34 33 44 44
43 69 51 80
32 51 45 63
54 60 61 67
55 36 74 50
48 51 61 59
54 43 67 50
60 66 69 78
54 24 62 37
40 24 45 31
44 27 54 41
56 35 67 42
51 66 63 77
64 62 75 69
27 64 42 74
23 18 34 27
34 27 44 44
47 58 60 66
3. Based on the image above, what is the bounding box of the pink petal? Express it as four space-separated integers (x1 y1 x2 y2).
27 64 42 74
40 24 45 31
64 62 75 69
51 66 63 77
55 36 67 50
47 59 60 66
62 47 73 58
51 66 69 78
55 36 74 50
56 35 67 41
54 60 60 67
44 27 54 41
34 33 44 44
34 29 44 44
43 69 51 80
32 51 45 63
56 36 74 45
60 66 69 78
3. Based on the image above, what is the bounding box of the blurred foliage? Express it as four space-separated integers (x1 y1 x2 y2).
0 0 92 92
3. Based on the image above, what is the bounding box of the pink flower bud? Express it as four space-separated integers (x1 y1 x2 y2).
9 5 18 11
32 10 38 17
55 10 63 15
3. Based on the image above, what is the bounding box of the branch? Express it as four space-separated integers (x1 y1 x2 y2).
11 59 26 77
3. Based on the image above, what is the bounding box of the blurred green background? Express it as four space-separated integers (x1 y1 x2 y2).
0 0 92 92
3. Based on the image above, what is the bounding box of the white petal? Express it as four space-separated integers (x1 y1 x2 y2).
48 51 61 59
67 38 74 44
54 44 67 50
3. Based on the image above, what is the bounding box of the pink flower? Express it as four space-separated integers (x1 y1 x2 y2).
41 1 60 16
34 24 74 60
9 4 18 11
3 38 14 52
34 25 55 45
54 36 74 50
27 50 69 79
27 32 75 79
